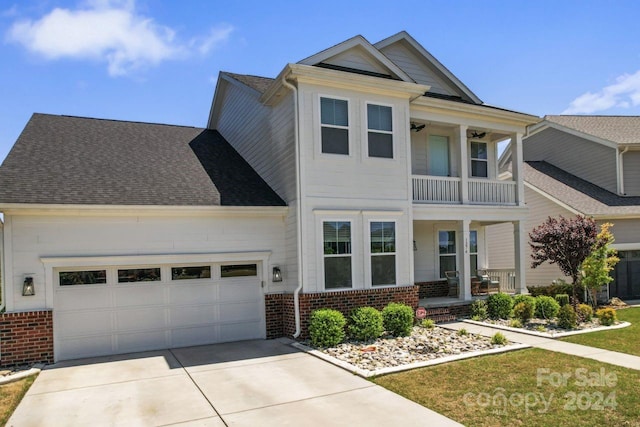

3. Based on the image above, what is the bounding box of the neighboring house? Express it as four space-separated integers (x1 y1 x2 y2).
0 31 538 365
488 115 640 300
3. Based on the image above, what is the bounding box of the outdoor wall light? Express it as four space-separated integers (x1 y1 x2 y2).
272 266 283 282
22 276 35 296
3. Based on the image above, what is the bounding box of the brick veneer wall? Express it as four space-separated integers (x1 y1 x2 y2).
0 310 53 366
265 286 419 339
264 294 283 339
416 280 449 298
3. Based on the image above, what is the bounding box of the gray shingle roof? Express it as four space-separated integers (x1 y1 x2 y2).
0 114 285 207
545 115 640 145
224 73 274 94
525 161 640 216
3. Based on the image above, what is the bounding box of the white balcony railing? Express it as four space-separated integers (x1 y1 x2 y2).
412 175 517 205
412 175 461 204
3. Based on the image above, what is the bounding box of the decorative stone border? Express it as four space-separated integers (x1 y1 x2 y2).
462 319 631 338
291 341 530 378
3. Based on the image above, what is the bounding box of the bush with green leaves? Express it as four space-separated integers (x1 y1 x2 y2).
557 304 577 329
596 307 617 326
470 300 488 320
576 303 594 322
534 296 560 319
308 308 346 347
457 328 468 336
382 302 414 337
510 319 523 328
527 279 584 302
513 301 534 323
421 318 435 329
555 294 570 307
348 307 383 341
486 293 513 319
491 332 508 345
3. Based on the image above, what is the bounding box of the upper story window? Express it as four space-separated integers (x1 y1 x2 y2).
320 97 349 155
323 221 352 289
367 104 393 158
471 141 488 178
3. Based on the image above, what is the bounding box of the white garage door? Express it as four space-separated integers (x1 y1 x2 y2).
54 262 265 361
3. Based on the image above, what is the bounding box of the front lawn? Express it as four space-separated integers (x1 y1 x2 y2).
372 348 640 427
560 307 640 356
0 376 36 426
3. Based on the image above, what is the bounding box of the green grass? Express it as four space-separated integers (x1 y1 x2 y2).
372 348 640 427
560 307 640 357
0 375 36 426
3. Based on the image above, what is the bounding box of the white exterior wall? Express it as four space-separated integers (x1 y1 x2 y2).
4 212 287 312
609 219 640 245
622 151 640 196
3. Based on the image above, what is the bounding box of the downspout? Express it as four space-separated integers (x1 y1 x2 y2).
619 146 629 195
281 76 303 338
0 217 4 313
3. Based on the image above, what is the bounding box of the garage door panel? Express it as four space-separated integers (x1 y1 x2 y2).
219 302 261 323
116 307 167 332
56 288 111 311
56 310 112 337
117 330 168 354
219 321 263 342
171 326 219 348
219 281 259 301
169 305 218 328
114 286 165 307
58 335 113 361
169 284 217 305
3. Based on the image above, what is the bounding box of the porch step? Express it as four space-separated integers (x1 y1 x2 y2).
423 307 457 323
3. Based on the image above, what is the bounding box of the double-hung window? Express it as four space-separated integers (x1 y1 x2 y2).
323 221 352 289
367 104 393 158
370 222 396 286
320 97 349 155
470 230 478 276
438 230 456 278
471 141 488 178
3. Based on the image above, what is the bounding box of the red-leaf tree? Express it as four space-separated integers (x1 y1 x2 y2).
529 215 598 307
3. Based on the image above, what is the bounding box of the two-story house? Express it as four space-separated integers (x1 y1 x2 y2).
0 31 538 365
488 115 640 301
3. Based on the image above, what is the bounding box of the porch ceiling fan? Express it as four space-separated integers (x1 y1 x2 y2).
469 130 487 139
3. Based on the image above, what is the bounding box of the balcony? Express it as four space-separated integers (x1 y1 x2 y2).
412 175 517 205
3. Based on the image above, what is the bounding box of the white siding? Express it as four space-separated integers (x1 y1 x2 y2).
323 46 390 75
609 219 640 244
378 42 458 96
6 213 287 312
523 128 618 193
486 223 515 269
622 151 640 196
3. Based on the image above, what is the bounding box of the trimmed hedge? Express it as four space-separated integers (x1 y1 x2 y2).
382 302 414 337
348 307 383 341
535 296 560 319
487 293 513 319
309 309 346 347
527 282 584 302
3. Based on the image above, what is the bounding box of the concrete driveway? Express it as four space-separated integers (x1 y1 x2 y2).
8 338 460 426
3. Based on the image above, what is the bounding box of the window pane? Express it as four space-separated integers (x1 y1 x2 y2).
371 222 395 253
368 132 393 158
372 255 396 286
118 268 161 283
471 254 478 277
428 135 449 176
59 270 107 286
321 98 348 126
324 221 351 255
321 127 349 155
470 230 478 253
439 256 456 279
439 231 456 254
471 142 487 159
172 266 211 280
221 264 257 277
325 256 352 289
367 104 392 132
472 160 488 177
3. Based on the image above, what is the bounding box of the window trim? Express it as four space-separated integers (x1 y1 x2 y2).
318 94 351 157
436 229 457 280
470 140 489 178
320 218 355 291
366 219 398 287
364 101 395 160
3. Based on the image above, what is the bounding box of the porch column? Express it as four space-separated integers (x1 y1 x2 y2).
511 132 525 206
456 125 469 204
459 219 472 300
514 220 528 294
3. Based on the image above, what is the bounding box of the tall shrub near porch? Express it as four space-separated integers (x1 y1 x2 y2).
581 223 619 308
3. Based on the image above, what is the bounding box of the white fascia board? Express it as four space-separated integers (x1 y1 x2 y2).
297 35 414 83
41 251 273 267
0 204 288 218
374 31 482 105
412 204 528 222
526 121 619 150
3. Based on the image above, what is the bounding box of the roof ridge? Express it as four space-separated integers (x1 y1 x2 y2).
32 112 203 130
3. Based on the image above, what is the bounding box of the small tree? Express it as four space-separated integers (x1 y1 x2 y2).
581 223 619 309
529 215 598 309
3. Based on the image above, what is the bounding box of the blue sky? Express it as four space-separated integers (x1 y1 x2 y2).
2 0 640 162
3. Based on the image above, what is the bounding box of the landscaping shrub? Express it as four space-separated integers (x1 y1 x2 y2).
309 309 346 347
527 280 584 302
535 296 560 319
457 328 468 336
557 304 577 329
510 319 523 328
491 332 507 345
596 307 617 326
555 294 570 307
382 302 414 337
576 304 594 322
486 293 513 319
348 307 383 341
513 301 534 323
470 300 488 320
421 318 435 329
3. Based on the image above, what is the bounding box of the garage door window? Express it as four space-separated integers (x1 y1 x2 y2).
118 268 161 283
59 270 107 286
171 266 211 280
221 264 258 278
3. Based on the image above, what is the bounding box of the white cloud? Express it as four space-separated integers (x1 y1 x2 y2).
563 70 640 114
6 0 232 76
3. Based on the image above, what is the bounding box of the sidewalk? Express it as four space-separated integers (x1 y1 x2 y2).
440 321 640 371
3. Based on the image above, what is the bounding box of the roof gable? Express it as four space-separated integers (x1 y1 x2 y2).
298 35 414 82
542 115 640 146
374 31 482 104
